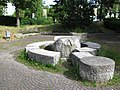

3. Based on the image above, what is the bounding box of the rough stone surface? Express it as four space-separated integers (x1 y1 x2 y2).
82 41 101 49
54 36 81 58
26 41 60 66
70 52 93 66
73 47 97 55
25 41 54 52
15 33 39 39
28 49 60 66
15 33 24 38
54 36 73 41
79 56 115 82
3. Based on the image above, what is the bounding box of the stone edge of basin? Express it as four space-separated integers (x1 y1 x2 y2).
25 41 61 66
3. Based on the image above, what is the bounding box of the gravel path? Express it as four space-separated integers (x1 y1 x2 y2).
0 34 120 90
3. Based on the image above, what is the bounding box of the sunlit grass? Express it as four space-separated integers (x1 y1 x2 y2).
17 50 68 74
16 47 120 87
97 45 120 66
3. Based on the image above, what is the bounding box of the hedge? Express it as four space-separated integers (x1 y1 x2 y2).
20 18 53 25
0 16 53 26
104 18 120 32
0 16 16 26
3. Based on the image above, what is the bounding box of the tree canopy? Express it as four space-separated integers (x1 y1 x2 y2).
52 0 119 27
53 0 93 28
0 0 8 6
9 0 43 27
0 0 8 15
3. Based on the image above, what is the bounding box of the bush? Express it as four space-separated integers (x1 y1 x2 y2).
20 18 31 25
104 18 120 32
0 16 16 26
0 16 53 26
20 17 53 25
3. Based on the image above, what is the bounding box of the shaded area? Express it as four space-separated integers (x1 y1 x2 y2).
0 16 16 26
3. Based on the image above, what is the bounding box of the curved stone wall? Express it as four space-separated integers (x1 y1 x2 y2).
80 56 115 82
25 41 61 66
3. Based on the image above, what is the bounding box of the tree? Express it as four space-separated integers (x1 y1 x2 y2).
10 0 31 27
0 0 8 15
24 0 43 19
35 0 42 19
0 6 5 15
53 0 93 28
0 0 7 6
98 0 116 20
10 0 43 27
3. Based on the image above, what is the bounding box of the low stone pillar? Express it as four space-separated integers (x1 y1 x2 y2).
79 56 115 82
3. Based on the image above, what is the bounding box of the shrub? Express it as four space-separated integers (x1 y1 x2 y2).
0 16 53 26
20 17 53 25
0 16 16 26
20 18 31 25
104 18 120 32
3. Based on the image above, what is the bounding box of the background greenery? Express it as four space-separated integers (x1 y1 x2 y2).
104 18 120 32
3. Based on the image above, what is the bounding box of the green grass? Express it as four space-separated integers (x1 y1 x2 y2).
16 48 120 87
97 45 120 66
37 24 72 33
0 22 114 38
96 44 120 86
37 22 113 33
0 44 3 50
17 50 97 87
17 50 67 74
73 22 114 33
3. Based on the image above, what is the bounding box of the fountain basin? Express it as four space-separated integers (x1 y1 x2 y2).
25 41 60 66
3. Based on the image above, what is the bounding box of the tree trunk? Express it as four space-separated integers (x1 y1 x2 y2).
115 3 119 18
100 2 103 21
16 6 20 27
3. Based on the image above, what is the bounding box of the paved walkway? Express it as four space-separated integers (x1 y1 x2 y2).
0 34 120 90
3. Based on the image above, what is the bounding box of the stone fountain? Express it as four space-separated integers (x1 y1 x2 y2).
25 36 115 82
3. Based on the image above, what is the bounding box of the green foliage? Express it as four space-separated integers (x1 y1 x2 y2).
0 16 16 26
39 17 53 25
0 0 7 6
96 44 120 86
17 45 120 87
0 16 53 26
10 0 43 27
24 0 43 19
97 45 120 66
97 0 117 20
17 50 67 73
104 18 120 32
20 17 53 25
38 24 74 33
34 0 43 19
0 6 6 15
11 0 31 9
101 0 115 8
40 22 112 33
0 0 7 15
53 0 93 28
